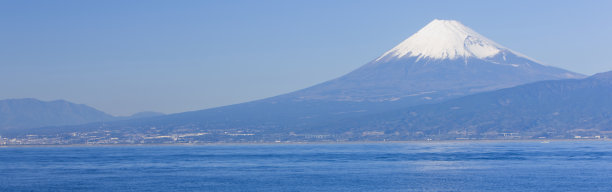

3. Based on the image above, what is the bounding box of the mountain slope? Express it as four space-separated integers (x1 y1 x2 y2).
0 98 115 131
325 71 612 139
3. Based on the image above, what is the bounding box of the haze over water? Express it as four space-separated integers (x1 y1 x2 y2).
2 141 611 191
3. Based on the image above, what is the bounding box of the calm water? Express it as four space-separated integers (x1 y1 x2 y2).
1 141 612 191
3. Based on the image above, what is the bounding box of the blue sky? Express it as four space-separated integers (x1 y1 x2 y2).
1 0 611 115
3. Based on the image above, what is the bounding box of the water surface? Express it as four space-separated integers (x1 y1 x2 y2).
1 141 611 191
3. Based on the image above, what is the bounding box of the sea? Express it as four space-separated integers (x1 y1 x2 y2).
1 141 611 192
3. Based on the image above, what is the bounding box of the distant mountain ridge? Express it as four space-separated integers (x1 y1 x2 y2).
0 98 163 131
115 111 166 121
0 98 114 131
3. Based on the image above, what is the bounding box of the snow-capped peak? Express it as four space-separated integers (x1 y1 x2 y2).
376 19 515 61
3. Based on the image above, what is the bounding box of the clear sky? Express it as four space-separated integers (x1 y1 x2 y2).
1 0 611 116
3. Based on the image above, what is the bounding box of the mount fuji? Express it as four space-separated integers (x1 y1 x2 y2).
9 20 584 138
279 19 582 104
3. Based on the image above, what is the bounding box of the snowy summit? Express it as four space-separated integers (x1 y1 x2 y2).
376 19 518 61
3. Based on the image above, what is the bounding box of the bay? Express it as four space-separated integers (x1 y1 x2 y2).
1 141 611 191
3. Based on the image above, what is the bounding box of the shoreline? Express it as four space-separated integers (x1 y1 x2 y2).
1 138 610 148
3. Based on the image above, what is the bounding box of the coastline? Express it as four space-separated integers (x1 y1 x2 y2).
1 138 610 148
